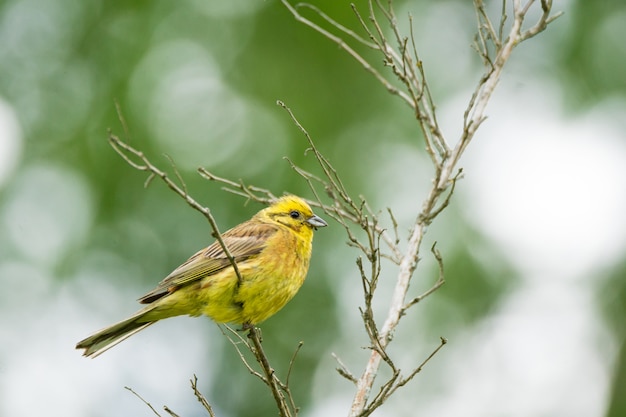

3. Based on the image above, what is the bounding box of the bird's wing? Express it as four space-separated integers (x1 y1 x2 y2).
138 221 278 304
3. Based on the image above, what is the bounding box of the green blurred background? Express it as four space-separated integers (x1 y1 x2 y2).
1 1 626 416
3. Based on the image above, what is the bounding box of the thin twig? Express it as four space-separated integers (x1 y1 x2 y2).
125 386 163 417
197 168 277 203
190 375 217 417
277 101 403 264
114 100 132 143
281 0 413 105
386 207 400 245
247 325 294 417
285 342 304 388
396 337 448 387
421 168 463 224
163 407 181 417
283 341 304 416
297 3 378 49
219 324 266 381
332 352 358 384
402 242 446 312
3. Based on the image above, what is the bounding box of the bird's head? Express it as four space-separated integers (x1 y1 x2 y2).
259 195 327 232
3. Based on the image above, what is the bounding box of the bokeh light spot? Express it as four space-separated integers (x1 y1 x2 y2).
2 164 93 267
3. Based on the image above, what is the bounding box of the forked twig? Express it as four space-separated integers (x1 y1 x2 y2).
402 242 446 313
219 324 267 381
333 352 358 384
247 325 297 417
219 324 299 416
191 375 217 417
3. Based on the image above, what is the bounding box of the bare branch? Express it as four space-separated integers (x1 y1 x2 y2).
402 242 446 313
220 324 299 416
361 369 400 417
277 101 403 264
246 325 296 417
125 386 163 417
108 134 245 286
281 1 413 105
285 341 304 389
332 352 358 384
284 342 304 415
296 3 378 49
197 168 277 203
219 324 267 382
191 375 217 417
163 406 181 417
421 168 464 225
397 337 448 388
386 207 400 246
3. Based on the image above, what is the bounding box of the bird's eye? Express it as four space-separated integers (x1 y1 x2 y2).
289 210 301 219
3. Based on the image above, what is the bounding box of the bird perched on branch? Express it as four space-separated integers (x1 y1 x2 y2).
76 195 327 358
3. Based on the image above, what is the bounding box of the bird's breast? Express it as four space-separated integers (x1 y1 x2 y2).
235 228 313 324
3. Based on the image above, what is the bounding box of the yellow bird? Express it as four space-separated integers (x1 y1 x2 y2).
76 195 327 357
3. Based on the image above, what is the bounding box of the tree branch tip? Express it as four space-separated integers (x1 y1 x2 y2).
276 100 289 110
547 10 564 23
430 244 442 259
163 406 180 417
295 2 321 12
332 352 358 384
125 386 163 417
143 172 156 188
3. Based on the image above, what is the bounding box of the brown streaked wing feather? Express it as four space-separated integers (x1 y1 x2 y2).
138 221 278 304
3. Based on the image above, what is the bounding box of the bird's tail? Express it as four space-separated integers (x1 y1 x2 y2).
76 306 157 358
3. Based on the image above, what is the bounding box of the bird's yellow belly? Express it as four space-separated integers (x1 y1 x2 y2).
205 264 307 324
151 229 313 325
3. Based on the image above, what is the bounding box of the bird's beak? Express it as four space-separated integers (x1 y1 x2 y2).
307 214 328 229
